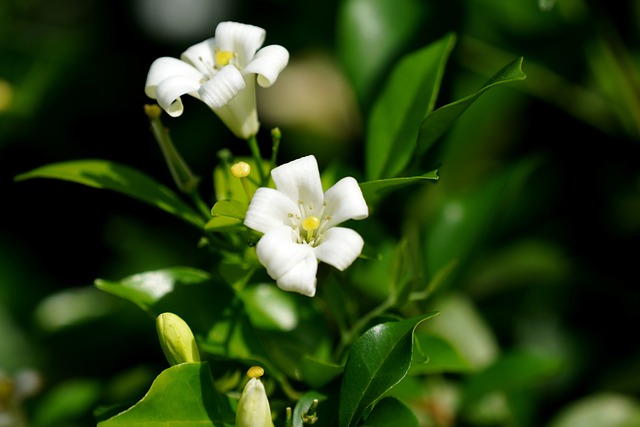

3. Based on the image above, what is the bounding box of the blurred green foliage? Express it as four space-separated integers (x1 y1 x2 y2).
2 0 640 426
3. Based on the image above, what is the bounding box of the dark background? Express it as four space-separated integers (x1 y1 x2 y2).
1 0 639 425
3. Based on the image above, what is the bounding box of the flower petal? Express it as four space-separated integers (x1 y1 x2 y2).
323 177 369 229
314 227 364 271
180 37 217 77
215 21 266 68
245 45 290 87
256 226 318 296
198 65 246 109
155 75 202 117
276 253 318 297
271 155 324 209
244 187 299 234
145 57 203 99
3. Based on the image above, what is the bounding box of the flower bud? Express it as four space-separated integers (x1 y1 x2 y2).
236 366 273 427
156 312 200 366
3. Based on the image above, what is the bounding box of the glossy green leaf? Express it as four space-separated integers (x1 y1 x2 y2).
94 267 235 337
338 312 438 427
337 0 424 103
14 159 205 228
361 397 419 427
359 170 439 207
204 216 243 231
97 362 234 426
417 56 527 156
366 33 456 181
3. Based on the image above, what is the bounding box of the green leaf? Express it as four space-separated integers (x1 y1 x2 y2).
97 362 234 426
338 312 439 427
359 170 439 207
204 216 243 231
361 397 419 427
210 199 248 219
337 0 424 103
366 33 456 180
417 56 527 156
14 159 205 228
94 267 235 337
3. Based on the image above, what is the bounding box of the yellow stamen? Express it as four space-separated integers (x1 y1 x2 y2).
215 50 235 67
302 216 320 242
247 366 264 379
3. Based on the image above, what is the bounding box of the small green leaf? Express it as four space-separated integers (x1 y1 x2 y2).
338 312 439 427
359 170 439 207
14 159 205 228
417 56 527 156
97 362 234 426
211 199 248 219
204 216 243 231
361 397 419 427
366 33 456 180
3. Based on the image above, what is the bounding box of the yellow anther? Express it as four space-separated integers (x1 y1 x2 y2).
231 161 251 178
302 216 320 232
215 50 235 67
247 366 264 379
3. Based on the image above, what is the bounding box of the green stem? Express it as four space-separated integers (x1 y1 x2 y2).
246 134 266 184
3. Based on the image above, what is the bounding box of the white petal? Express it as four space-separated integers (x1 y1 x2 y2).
276 253 318 297
271 155 324 209
155 75 202 117
314 227 364 271
256 226 310 280
180 37 217 77
211 76 259 139
198 65 246 109
245 45 290 87
323 177 369 229
244 187 299 234
145 57 203 99
215 21 266 68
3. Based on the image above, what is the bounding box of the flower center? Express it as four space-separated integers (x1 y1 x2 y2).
215 50 235 68
302 216 320 242
288 200 331 246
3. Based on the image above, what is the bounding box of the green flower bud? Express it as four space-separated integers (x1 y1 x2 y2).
156 312 200 366
236 366 273 427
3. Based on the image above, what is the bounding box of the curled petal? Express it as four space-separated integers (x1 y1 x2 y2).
244 187 299 234
314 227 364 271
145 57 203 99
271 155 324 208
155 75 202 117
215 21 266 68
256 227 317 296
198 65 246 109
323 177 369 229
245 45 290 87
180 38 217 76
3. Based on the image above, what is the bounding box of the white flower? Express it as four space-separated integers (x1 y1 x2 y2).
244 155 369 297
144 21 289 139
